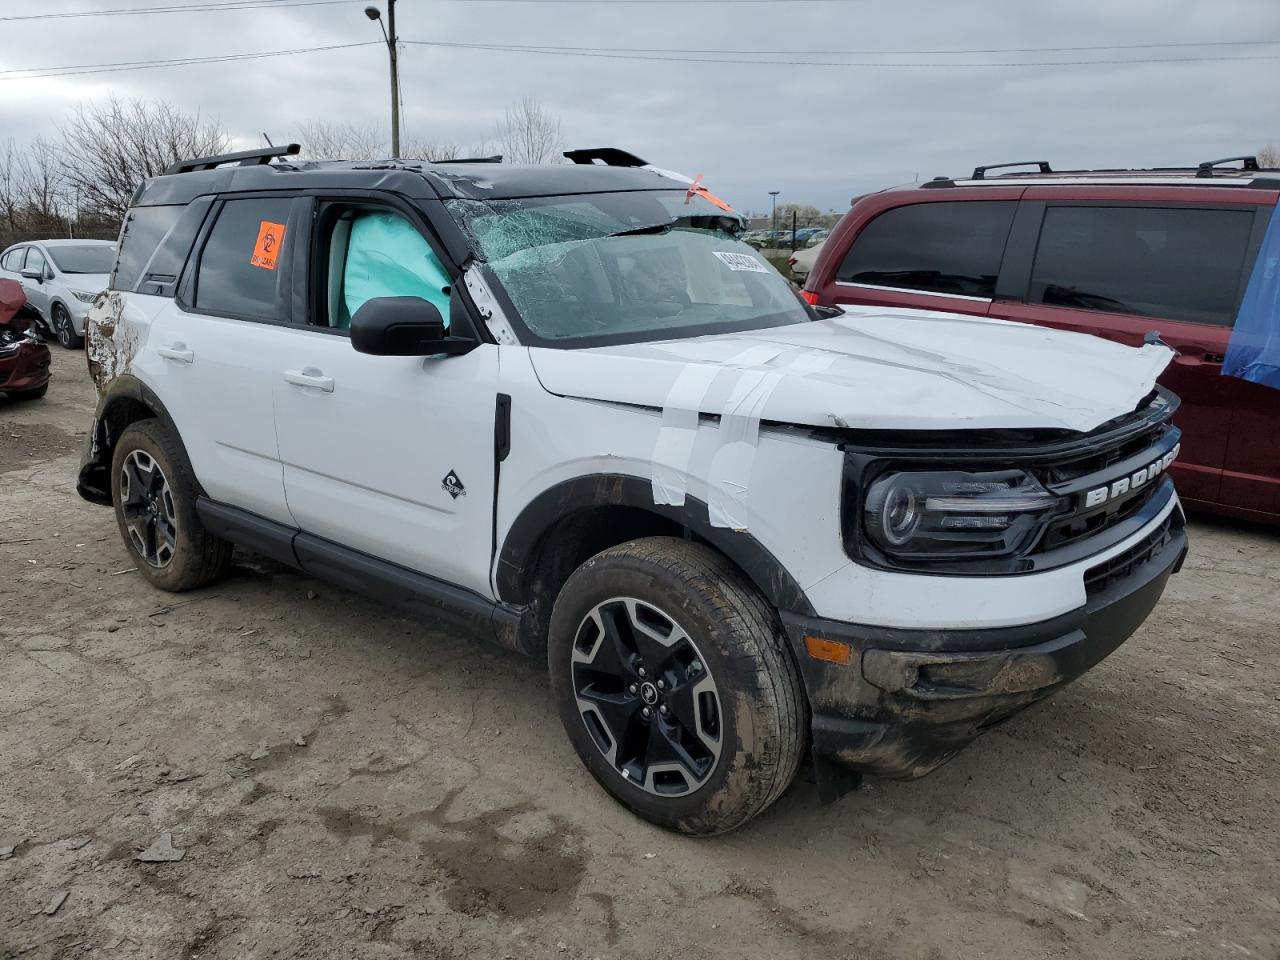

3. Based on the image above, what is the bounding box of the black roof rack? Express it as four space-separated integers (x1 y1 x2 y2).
971 160 1052 180
439 155 503 164
163 143 301 176
563 147 648 167
1196 155 1260 178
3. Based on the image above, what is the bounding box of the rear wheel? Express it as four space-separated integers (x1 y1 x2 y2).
110 420 232 591
548 537 806 835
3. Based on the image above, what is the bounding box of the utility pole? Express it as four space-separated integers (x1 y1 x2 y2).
364 2 400 157
387 0 399 158
768 190 780 239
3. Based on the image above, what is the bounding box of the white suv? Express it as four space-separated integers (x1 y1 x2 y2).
78 145 1187 834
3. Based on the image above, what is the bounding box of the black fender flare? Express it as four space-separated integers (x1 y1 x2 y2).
76 373 192 505
495 474 816 617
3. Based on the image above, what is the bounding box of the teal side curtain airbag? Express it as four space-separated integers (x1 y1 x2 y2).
342 212 451 328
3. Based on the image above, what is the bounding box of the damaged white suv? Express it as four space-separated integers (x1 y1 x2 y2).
79 145 1187 834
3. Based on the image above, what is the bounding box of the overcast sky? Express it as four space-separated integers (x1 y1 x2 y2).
1 0 1277 214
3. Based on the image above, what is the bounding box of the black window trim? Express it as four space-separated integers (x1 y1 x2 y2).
176 191 308 328
995 198 1273 329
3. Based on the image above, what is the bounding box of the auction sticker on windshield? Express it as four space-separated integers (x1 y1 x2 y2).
713 251 769 274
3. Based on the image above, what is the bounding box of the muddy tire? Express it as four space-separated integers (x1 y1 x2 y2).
548 537 806 835
110 420 232 592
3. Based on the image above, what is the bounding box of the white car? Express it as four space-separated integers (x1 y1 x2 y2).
0 239 116 348
78 145 1187 835
788 238 825 283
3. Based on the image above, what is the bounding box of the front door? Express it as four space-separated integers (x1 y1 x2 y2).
272 200 498 596
20 247 52 318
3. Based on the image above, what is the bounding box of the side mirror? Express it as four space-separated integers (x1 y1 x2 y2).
20 268 42 284
349 296 477 357
810 304 843 321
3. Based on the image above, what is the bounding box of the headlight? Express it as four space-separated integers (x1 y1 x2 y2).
863 469 1060 561
71 289 97 303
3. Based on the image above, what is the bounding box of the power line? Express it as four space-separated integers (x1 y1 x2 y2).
4 35 1274 84
422 38 1280 56
0 0 357 23
407 39 1280 67
0 41 380 81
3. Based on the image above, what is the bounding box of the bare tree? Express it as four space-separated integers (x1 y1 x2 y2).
297 119 388 161
60 96 228 221
17 136 66 224
492 97 563 165
1259 143 1280 169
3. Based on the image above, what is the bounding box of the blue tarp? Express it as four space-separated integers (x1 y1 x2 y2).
1223 202 1280 390
340 212 451 328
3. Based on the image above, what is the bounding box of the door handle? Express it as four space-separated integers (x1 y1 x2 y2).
283 368 335 393
1172 351 1225 367
158 343 194 363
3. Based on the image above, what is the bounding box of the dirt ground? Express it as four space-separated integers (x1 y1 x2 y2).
2 348 1278 960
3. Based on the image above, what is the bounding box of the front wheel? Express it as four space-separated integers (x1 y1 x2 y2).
110 420 232 591
53 303 83 349
548 537 807 835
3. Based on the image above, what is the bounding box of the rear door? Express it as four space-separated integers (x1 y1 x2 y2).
991 194 1267 507
146 194 305 524
814 192 1022 317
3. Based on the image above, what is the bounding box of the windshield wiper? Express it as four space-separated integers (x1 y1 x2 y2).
608 223 673 239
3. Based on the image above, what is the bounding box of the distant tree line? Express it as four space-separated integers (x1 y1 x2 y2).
0 94 569 251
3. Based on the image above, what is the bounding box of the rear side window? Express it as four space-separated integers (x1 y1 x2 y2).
114 205 184 291
195 198 294 321
1029 206 1255 326
837 201 1016 298
1 248 23 270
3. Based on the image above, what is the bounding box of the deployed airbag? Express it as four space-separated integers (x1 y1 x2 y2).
341 212 451 328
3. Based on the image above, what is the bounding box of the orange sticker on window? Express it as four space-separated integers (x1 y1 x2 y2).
250 220 286 270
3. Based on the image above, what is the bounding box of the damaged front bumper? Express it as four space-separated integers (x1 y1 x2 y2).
782 505 1187 788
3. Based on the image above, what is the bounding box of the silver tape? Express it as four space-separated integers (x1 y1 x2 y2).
707 351 835 530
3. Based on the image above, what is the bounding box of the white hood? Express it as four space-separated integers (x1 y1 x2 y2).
530 306 1174 433
63 273 110 294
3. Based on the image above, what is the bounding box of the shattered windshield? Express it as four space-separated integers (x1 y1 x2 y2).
448 191 811 346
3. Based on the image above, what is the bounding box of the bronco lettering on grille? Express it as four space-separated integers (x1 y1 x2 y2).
1083 443 1180 509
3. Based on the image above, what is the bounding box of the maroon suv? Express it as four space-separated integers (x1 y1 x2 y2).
0 278 51 400
805 157 1280 524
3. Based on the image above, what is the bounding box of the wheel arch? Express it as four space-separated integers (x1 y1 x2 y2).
496 474 816 655
77 374 194 505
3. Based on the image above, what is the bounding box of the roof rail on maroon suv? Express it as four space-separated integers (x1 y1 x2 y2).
805 155 1280 525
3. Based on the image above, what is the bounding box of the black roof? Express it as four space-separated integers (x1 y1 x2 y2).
134 157 682 207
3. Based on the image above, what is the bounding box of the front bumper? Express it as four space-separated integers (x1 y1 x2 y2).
0 340 52 393
782 507 1187 782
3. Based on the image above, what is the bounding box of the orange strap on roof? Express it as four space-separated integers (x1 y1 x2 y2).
684 173 735 213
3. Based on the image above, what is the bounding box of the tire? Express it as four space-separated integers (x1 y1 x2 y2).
8 383 48 400
110 420 232 592
53 303 83 350
548 537 807 835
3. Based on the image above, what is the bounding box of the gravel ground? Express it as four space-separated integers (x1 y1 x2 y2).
2 348 1278 960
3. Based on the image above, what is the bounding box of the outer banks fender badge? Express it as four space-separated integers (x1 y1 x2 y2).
441 470 467 499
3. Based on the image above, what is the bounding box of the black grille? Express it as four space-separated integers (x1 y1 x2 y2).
1083 514 1176 595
